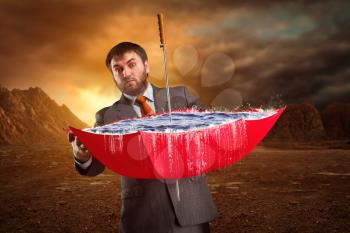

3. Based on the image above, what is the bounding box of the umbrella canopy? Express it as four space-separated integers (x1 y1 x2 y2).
69 107 285 179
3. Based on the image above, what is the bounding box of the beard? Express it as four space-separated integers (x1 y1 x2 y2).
120 71 148 96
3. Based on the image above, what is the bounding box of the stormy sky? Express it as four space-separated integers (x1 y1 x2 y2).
0 0 349 125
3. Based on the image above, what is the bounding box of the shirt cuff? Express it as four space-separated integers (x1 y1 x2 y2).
74 156 92 169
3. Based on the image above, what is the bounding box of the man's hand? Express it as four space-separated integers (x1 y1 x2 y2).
68 133 92 163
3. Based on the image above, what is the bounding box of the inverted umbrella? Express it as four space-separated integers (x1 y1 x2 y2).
69 107 285 179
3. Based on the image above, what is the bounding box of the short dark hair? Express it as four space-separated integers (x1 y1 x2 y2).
105 42 148 70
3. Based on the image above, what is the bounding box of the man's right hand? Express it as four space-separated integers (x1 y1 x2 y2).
68 133 92 163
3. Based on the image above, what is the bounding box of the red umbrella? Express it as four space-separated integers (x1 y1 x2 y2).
69 107 285 179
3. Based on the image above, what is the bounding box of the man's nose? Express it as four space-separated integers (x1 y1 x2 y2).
121 67 131 78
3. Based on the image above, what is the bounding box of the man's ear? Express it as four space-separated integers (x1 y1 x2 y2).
144 61 150 74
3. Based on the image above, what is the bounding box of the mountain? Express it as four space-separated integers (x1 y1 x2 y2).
322 102 350 139
264 103 327 142
1 85 348 145
0 86 87 145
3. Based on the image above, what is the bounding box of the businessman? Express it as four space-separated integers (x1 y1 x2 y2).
70 42 218 233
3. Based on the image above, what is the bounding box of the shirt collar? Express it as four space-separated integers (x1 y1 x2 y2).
123 82 154 104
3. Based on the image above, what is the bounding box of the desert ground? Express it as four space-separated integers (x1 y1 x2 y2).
0 142 349 233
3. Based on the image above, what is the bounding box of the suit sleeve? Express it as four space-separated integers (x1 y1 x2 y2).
183 86 206 110
74 109 107 176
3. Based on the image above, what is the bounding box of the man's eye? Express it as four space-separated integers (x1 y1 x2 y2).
115 68 122 73
129 63 136 68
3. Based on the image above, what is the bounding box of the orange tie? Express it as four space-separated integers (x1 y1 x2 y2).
136 96 155 116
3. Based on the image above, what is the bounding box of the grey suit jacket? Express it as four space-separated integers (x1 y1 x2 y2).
75 84 218 233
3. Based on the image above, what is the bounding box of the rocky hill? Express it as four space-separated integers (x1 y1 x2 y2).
264 103 327 142
0 86 87 145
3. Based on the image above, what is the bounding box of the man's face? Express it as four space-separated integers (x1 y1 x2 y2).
110 51 149 96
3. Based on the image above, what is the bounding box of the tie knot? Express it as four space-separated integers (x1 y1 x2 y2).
135 95 154 116
136 95 146 104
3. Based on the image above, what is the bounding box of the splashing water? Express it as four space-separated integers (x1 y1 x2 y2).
84 109 277 135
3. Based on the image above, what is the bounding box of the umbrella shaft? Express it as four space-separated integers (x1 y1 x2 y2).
161 44 172 122
160 44 179 200
176 180 180 201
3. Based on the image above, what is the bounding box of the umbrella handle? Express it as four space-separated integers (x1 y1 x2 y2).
157 13 165 45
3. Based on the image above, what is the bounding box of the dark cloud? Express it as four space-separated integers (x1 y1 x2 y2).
184 0 350 110
240 27 350 108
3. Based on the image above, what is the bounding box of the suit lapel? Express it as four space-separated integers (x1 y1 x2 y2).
152 84 167 114
116 95 138 118
104 95 138 124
